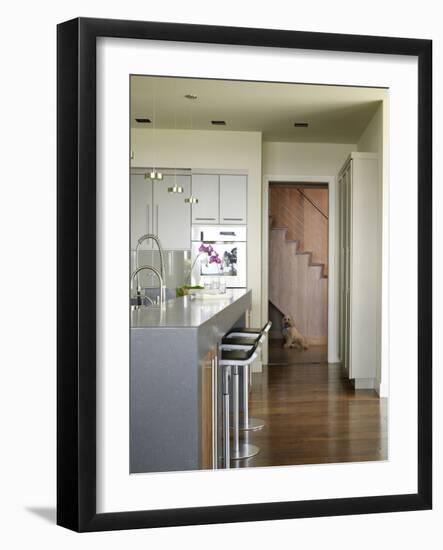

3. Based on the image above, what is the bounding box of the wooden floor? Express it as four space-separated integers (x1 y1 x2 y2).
268 339 328 365
233 347 387 469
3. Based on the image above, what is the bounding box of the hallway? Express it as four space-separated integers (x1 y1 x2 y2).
235 360 388 469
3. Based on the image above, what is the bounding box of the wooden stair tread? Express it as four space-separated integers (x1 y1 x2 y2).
271 226 328 277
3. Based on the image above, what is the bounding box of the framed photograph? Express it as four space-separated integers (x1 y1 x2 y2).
57 17 432 531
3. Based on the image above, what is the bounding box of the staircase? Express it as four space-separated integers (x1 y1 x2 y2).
269 226 328 343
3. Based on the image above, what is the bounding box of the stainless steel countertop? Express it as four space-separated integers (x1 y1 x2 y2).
130 289 251 328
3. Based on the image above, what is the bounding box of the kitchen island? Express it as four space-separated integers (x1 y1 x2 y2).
130 289 252 473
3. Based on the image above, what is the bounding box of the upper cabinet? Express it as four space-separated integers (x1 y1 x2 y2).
131 172 191 251
191 173 247 225
191 174 219 224
219 175 247 224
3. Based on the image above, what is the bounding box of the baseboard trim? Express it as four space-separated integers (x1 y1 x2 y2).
376 381 389 398
352 378 376 390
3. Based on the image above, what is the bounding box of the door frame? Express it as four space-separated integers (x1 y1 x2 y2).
262 174 338 364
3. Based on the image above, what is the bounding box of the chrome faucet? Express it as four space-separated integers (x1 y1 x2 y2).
131 265 166 309
135 234 165 287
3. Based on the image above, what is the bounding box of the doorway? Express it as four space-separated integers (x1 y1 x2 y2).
268 182 329 365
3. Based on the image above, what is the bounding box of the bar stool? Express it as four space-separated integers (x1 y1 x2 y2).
223 321 272 432
220 343 260 462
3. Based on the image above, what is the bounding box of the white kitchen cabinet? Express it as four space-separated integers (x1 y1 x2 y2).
191 174 219 224
131 174 152 250
338 153 380 388
131 171 191 251
219 174 247 224
153 174 191 250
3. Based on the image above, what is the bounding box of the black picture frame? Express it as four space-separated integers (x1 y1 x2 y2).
57 17 432 532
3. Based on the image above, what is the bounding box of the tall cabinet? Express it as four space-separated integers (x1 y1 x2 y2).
338 153 380 388
130 170 191 250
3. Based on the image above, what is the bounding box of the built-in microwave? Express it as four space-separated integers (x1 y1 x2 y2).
191 225 247 289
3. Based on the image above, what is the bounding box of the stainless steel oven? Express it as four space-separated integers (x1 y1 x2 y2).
191 225 247 288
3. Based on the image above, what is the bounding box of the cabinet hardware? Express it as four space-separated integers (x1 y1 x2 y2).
223 217 243 221
195 217 216 221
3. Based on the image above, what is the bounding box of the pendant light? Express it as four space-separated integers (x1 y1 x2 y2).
145 84 163 181
168 176 183 194
168 109 183 194
184 92 198 204
184 196 198 204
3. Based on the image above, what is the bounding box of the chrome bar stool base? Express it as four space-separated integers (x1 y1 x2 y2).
231 442 260 461
220 348 261 465
240 416 265 431
224 322 272 435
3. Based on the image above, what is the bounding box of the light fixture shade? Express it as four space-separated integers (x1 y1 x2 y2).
144 170 163 180
168 185 184 194
185 195 198 204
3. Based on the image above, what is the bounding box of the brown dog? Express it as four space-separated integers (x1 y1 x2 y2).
282 315 309 350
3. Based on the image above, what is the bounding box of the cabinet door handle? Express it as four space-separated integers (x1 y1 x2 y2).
223 217 243 221
146 206 150 235
195 217 216 221
156 205 159 235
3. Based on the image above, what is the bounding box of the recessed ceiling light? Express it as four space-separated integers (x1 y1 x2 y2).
211 120 226 125
184 94 198 100
294 122 309 127
135 117 152 123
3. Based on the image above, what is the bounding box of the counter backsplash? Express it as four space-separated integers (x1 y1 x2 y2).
130 249 191 290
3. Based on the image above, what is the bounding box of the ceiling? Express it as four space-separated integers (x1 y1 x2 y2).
130 76 387 144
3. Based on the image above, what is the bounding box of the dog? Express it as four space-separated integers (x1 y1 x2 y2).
281 315 309 350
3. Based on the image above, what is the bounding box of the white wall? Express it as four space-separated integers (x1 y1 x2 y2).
357 103 388 396
131 128 263 326
263 141 356 175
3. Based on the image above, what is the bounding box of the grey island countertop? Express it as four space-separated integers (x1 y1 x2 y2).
131 288 251 329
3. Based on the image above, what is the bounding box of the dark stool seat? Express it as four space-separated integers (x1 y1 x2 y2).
227 321 272 341
221 336 258 347
221 343 258 362
227 327 262 335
